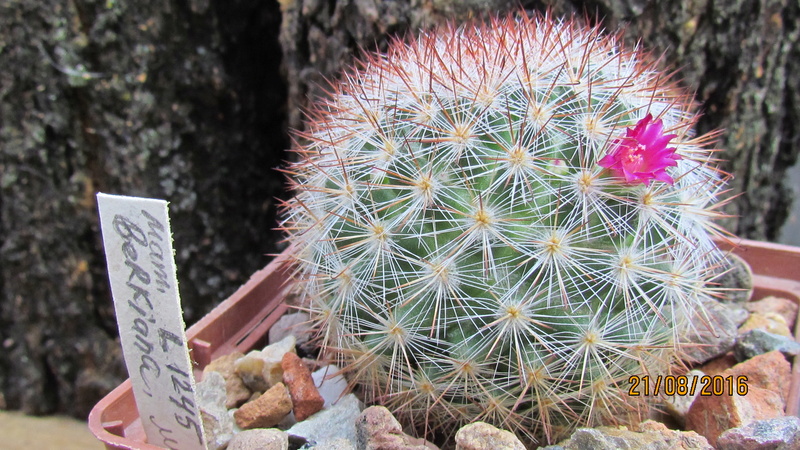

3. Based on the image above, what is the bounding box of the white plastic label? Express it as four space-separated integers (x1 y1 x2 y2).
97 193 206 450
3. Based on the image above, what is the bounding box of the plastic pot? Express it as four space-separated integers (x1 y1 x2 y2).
88 238 800 449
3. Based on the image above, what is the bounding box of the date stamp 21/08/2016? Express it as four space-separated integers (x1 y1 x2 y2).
628 375 749 397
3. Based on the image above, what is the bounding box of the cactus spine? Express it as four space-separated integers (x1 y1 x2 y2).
281 12 729 445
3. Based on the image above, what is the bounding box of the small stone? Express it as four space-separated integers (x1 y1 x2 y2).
638 421 714 449
227 428 289 450
738 312 792 337
247 390 262 403
746 296 798 330
197 370 228 411
553 421 712 449
235 335 297 390
282 352 324 421
356 406 437 450
234 354 270 392
204 351 245 373
312 437 357 450
728 350 791 403
715 253 754 304
681 300 738 364
286 393 362 445
312 364 349 408
203 351 251 408
234 382 293 429
733 329 800 361
686 386 784 447
716 416 800 450
664 370 705 428
745 295 797 330
697 352 738 375
727 306 751 327
277 410 298 429
196 371 235 450
269 312 313 349
455 422 525 450
229 408 242 433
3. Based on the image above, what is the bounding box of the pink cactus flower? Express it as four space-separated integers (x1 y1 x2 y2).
598 114 681 185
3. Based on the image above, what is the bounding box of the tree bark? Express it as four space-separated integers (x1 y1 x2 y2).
0 0 288 417
0 0 798 419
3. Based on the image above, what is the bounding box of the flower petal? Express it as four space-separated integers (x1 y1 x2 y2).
598 115 682 186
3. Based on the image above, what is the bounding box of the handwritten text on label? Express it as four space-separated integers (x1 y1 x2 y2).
97 194 205 450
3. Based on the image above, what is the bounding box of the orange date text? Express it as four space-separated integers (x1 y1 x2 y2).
627 375 748 397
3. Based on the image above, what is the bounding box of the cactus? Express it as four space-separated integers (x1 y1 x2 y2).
280 12 729 445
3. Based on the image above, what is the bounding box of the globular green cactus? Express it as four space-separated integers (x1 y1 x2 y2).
280 12 729 445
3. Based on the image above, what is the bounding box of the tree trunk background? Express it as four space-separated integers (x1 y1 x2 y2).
1 0 798 418
0 0 290 417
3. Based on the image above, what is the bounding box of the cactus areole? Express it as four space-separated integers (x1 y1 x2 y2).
280 12 729 446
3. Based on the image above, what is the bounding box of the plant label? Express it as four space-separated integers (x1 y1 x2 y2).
97 193 206 450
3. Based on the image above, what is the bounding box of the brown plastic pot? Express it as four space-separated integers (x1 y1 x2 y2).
88 248 296 450
88 238 800 449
